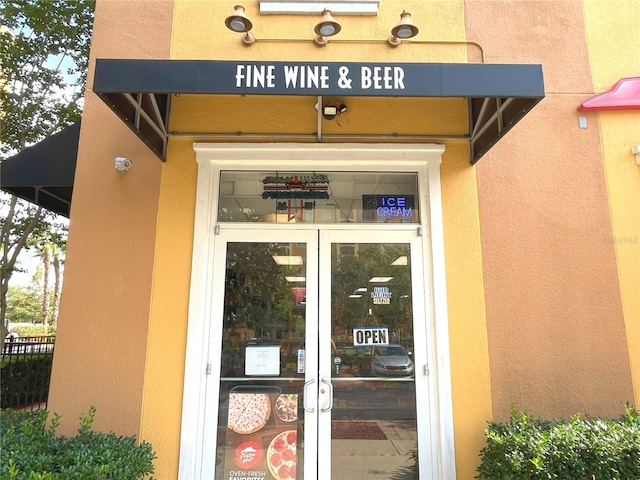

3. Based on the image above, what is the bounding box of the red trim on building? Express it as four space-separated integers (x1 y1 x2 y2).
578 77 640 111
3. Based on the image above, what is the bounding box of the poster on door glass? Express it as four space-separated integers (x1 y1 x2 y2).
224 392 299 480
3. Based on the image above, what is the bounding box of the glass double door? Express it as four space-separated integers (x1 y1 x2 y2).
210 227 428 480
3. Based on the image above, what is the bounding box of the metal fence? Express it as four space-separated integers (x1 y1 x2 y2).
1 335 56 410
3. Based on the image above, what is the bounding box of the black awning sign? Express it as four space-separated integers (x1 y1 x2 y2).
236 63 406 92
94 58 545 98
93 58 545 162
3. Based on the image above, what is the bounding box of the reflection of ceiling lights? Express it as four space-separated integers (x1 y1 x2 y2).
355 287 368 292
285 276 306 282
369 276 393 283
272 255 304 265
349 294 362 298
391 256 408 266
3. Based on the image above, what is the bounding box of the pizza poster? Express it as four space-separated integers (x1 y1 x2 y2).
223 392 299 480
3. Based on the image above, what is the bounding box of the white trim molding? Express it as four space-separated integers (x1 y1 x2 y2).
260 1 379 15
178 143 455 479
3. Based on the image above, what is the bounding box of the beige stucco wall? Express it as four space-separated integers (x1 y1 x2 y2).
469 0 635 421
47 1 637 479
47 0 173 435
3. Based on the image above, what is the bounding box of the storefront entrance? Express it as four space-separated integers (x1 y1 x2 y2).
179 145 455 479
208 226 430 480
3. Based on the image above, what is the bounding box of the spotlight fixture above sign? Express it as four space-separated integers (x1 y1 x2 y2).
314 9 342 46
388 11 419 46
224 5 256 45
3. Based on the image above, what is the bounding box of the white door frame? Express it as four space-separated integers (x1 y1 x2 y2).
317 228 433 479
178 143 456 479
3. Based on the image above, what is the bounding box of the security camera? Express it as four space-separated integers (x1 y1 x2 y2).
115 156 133 172
632 145 640 165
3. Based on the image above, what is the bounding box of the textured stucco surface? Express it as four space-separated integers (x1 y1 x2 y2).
48 0 638 477
468 0 634 421
140 139 196 478
582 0 640 406
440 142 492 480
47 0 173 436
150 1 490 478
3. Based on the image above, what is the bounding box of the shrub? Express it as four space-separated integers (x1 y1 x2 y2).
477 404 640 480
9 325 57 337
1 353 53 409
0 406 156 479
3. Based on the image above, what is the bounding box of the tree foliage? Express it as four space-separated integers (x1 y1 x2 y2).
0 0 95 342
1 0 94 153
5 284 43 325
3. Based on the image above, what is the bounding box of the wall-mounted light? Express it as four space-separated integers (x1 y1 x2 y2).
314 9 341 46
322 103 347 120
632 145 640 165
225 4 256 45
388 11 419 46
115 156 133 172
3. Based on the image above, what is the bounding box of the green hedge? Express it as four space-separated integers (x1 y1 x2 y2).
1 354 53 409
0 407 156 479
9 325 57 337
477 404 640 480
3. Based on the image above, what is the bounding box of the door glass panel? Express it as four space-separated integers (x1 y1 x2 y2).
218 171 419 224
211 235 420 480
330 242 418 480
215 241 306 480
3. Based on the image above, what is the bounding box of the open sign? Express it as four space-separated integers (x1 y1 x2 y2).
353 327 389 347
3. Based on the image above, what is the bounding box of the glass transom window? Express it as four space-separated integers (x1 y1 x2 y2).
218 171 419 224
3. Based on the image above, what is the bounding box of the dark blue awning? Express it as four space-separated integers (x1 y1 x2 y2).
1 122 79 218
93 59 545 164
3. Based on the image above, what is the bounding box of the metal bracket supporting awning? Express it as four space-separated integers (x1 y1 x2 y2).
98 90 170 160
93 59 545 165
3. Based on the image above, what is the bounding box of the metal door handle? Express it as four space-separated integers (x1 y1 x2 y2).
320 378 333 412
303 379 316 412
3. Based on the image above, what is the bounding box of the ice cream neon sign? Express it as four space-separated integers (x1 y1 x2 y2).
362 195 414 218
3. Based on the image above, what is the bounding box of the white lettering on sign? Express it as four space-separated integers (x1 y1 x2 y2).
233 64 406 91
235 65 276 88
283 65 330 89
371 286 392 305
353 327 389 347
361 66 405 90
376 206 412 218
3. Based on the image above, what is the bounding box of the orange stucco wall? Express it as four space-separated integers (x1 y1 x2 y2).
47 0 637 478
469 0 635 421
47 0 173 435
140 3 490 477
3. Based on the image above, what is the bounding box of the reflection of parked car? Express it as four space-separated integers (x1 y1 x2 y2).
370 344 414 377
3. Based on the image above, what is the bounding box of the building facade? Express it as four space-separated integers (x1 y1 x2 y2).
44 1 638 479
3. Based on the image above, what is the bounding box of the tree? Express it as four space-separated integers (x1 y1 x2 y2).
34 238 66 327
40 244 51 326
5 284 43 325
51 243 64 325
0 0 94 342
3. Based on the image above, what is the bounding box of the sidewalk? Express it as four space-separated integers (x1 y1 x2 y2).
331 420 417 480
